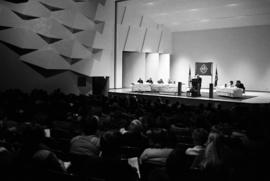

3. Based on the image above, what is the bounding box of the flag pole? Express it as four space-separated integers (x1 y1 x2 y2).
211 63 213 84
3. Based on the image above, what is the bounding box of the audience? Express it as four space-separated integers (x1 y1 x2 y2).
0 89 269 181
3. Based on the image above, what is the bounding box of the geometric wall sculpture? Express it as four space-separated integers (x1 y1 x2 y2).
0 0 102 78
0 0 171 90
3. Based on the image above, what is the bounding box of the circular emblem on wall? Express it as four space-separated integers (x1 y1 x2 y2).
200 64 208 74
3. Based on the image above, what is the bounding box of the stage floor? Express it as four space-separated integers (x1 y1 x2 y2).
109 88 270 105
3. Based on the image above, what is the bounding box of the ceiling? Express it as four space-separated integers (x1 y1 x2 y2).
122 0 270 32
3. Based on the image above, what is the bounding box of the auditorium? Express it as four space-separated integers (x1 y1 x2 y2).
0 0 270 181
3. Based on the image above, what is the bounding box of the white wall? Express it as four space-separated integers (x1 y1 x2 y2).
122 52 145 88
123 52 170 86
145 53 159 82
171 25 270 91
158 54 170 83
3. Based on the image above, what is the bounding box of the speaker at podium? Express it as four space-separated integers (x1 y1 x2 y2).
190 77 201 97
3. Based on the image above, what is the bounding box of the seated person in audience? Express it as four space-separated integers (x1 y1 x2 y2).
157 78 164 84
120 119 148 149
185 128 208 169
185 128 208 156
137 78 143 84
139 128 173 165
235 80 245 93
70 115 100 157
19 124 66 173
146 77 153 84
100 131 139 181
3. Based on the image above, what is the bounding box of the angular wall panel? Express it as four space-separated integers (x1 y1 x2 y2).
62 24 84 33
94 0 114 23
159 30 172 53
0 7 24 27
39 2 64 12
20 47 70 70
52 10 96 30
71 49 109 77
52 39 92 59
117 24 129 50
12 10 39 20
92 22 113 50
37 33 62 44
0 40 37 55
75 29 96 48
142 28 162 53
8 0 51 18
39 0 75 9
23 18 73 39
121 6 141 27
0 28 47 49
75 0 99 19
141 16 157 29
124 26 145 52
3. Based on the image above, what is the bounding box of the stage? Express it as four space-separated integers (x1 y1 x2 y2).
109 88 270 108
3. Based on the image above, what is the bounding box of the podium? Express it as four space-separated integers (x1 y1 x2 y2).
190 78 201 97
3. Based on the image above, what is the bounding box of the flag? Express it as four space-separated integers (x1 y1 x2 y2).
214 67 218 87
195 62 213 76
188 66 191 88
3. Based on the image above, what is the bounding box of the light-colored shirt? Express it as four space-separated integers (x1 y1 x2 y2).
70 135 100 156
139 148 173 165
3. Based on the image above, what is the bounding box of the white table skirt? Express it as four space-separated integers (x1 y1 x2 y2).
131 83 178 93
216 87 243 98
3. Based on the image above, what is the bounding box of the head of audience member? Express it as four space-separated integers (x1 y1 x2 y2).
81 115 98 135
147 128 170 148
202 135 233 176
32 149 66 172
20 124 45 158
192 128 208 146
100 130 121 159
128 119 143 134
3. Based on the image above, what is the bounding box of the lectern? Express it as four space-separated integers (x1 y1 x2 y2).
190 78 201 97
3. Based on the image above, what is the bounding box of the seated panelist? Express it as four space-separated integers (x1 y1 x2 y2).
235 80 245 93
157 78 164 84
137 78 143 84
228 80 234 87
168 79 173 84
146 77 153 84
